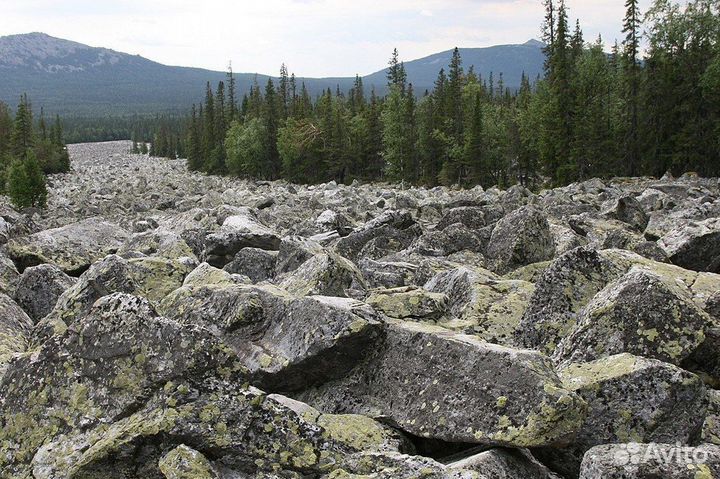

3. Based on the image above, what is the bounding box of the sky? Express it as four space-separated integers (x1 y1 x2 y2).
0 0 653 77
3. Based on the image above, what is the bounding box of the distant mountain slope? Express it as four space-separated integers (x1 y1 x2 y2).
0 33 545 116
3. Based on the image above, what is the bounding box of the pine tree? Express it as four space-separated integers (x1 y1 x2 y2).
621 0 642 175
10 94 33 159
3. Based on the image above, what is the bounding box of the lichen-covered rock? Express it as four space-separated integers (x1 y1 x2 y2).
6 218 130 274
13 264 76 321
0 253 20 297
366 287 448 320
183 261 244 288
554 267 715 367
117 229 197 261
224 247 278 283
326 451 482 479
335 210 418 261
158 445 219 479
536 354 707 477
448 448 561 479
299 321 587 447
411 224 484 257
426 267 534 346
436 206 487 231
278 252 365 298
579 443 720 479
203 210 281 267
601 195 649 232
659 217 720 272
0 293 33 376
358 258 419 289
704 390 720 445
518 247 626 355
0 293 244 476
160 283 382 392
486 206 555 274
275 236 326 275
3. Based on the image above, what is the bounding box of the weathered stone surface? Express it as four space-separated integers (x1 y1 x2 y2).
224 247 278 283
536 354 707 476
579 443 720 479
659 217 720 272
160 283 383 392
554 267 715 367
117 229 197 261
203 209 281 267
486 206 555 274
326 452 481 479
278 251 365 298
601 195 649 232
300 321 587 447
335 210 418 261
0 253 20 297
275 236 326 275
158 445 219 479
411 224 484 257
704 390 720 445
6 218 130 274
366 287 448 320
448 448 561 479
1 293 244 476
436 206 487 231
426 267 533 345
0 293 33 375
358 258 419 289
13 263 76 321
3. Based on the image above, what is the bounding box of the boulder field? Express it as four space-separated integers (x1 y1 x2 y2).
1 141 719 478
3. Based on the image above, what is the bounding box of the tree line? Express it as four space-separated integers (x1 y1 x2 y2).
173 0 719 188
0 95 70 208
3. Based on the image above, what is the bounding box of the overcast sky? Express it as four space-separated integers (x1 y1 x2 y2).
0 0 653 77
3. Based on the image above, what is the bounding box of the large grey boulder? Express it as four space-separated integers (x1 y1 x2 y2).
278 251 365 298
203 210 281 267
223 247 278 283
579 443 720 479
0 293 244 476
0 253 20 297
554 267 715 367
366 287 449 321
6 218 130 274
436 206 487 230
448 448 561 479
486 206 555 274
601 195 649 232
536 354 707 477
159 283 383 392
13 264 77 321
659 217 720 272
275 236 326 275
704 390 720 445
299 321 587 447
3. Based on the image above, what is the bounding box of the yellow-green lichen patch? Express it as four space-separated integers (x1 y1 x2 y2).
158 444 218 479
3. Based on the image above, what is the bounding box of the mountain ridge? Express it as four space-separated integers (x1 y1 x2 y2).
0 32 546 116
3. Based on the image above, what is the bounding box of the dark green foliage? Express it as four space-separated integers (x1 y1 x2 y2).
7 150 47 208
181 0 720 188
0 94 69 207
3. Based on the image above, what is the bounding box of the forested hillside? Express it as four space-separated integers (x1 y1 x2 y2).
172 0 720 188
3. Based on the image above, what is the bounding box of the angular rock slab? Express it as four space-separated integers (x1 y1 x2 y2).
554 267 715 367
300 321 587 447
203 210 281 267
659 217 720 272
159 283 383 392
30 382 409 479
0 293 243 475
579 443 720 479
6 218 130 274
158 445 219 479
426 266 534 346
536 354 707 477
278 251 366 298
0 293 33 376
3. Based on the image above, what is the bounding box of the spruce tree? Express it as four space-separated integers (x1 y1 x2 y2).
7 150 47 209
10 94 33 160
621 0 642 175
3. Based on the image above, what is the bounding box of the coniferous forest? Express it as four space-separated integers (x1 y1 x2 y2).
173 0 720 188
0 94 70 208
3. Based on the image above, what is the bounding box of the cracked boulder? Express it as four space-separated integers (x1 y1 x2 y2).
366 287 448 320
278 251 365 298
0 293 33 376
335 210 418 261
6 218 130 274
223 247 278 283
299 321 587 448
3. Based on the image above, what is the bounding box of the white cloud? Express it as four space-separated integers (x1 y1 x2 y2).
0 0 654 77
